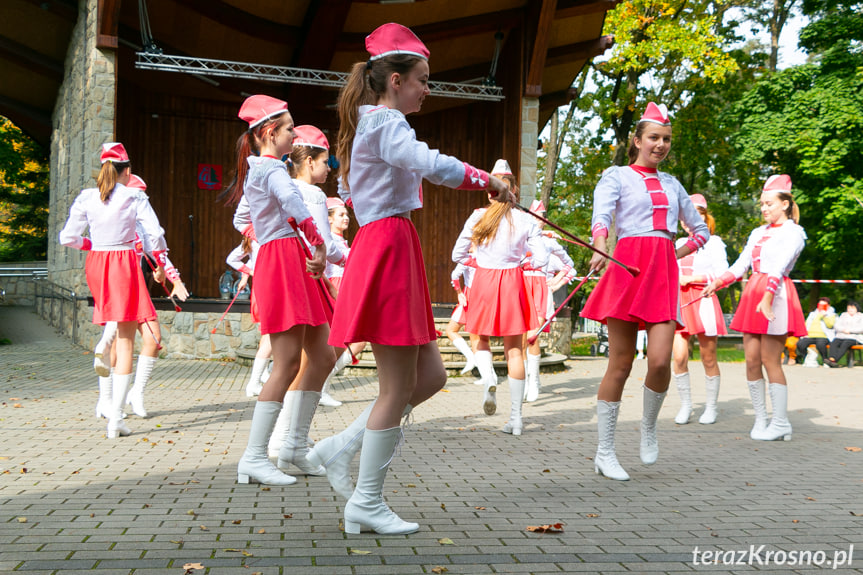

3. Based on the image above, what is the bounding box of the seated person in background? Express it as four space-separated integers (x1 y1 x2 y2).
792 297 836 365
825 301 863 367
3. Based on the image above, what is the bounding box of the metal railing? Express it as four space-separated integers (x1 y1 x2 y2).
33 278 90 345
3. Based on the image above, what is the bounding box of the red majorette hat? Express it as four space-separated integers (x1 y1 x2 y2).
127 174 147 190
366 23 429 61
491 159 513 176
238 95 288 129
326 197 345 211
292 125 330 150
100 142 129 164
763 174 792 195
690 193 707 208
530 199 547 213
638 102 671 126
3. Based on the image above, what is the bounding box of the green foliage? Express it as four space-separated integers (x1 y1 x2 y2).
0 117 49 261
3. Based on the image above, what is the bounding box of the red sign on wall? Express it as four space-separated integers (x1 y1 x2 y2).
197 164 223 190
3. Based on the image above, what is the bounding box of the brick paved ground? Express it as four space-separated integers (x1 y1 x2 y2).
1 305 862 574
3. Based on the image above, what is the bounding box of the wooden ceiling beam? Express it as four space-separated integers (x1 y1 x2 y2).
19 0 78 22
0 35 64 80
525 0 557 98
336 8 524 51
97 0 121 49
0 93 51 144
291 0 353 68
555 0 623 19
545 35 614 67
171 0 300 46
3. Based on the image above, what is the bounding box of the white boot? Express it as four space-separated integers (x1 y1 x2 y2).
245 357 268 397
699 375 720 424
127 355 156 417
267 392 293 457
237 401 297 485
107 373 132 439
640 386 666 465
277 391 326 475
525 353 541 402
319 376 343 407
594 401 629 481
747 379 769 439
502 377 524 436
93 322 117 377
307 402 375 499
344 427 420 535
475 350 497 415
752 383 792 441
260 360 272 383
673 372 692 424
333 349 353 375
96 372 112 419
453 337 476 375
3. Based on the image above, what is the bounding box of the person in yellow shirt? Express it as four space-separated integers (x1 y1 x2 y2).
791 297 836 365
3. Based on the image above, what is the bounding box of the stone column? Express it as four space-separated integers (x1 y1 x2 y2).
519 96 539 206
47 0 116 347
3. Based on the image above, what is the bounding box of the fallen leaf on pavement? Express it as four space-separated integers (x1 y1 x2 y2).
437 538 455 545
431 567 449 573
526 523 564 533
348 548 371 555
182 563 204 572
845 447 861 452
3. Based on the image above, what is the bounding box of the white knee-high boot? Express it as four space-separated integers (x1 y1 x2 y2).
747 379 769 439
525 353 541 402
237 401 297 485
107 373 132 439
268 392 294 457
94 322 117 377
127 355 156 417
673 372 692 424
319 374 343 407
245 357 268 397
475 350 497 415
699 375 720 424
502 377 524 435
452 337 476 375
595 400 629 481
344 427 420 535
277 391 326 475
306 402 374 499
640 386 667 465
752 383 792 441
96 371 112 419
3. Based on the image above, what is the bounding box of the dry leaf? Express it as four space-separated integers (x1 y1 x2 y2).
792 519 799 523
182 563 204 571
406 484 416 488
437 538 455 545
806 497 816 501
199 525 208 531
431 567 449 573
203 448 209 452
186 510 197 516
542 469 550 473
13 404 22 408
586 513 599 518
170 540 183 544
261 487 271 491
348 548 371 555
283 514 293 519
850 511 862 516
474 507 486 510
745 482 755 486
440 389 450 393
845 446 862 452
17 517 27 523
526 523 565 533
20 468 27 474
440 503 446 510
257 528 266 534
232 519 242 524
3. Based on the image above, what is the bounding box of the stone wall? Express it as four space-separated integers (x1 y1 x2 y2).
0 261 46 306
519 97 539 205
48 0 116 296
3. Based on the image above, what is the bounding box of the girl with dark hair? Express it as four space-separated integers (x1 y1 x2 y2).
581 103 709 481
704 175 807 441
226 95 336 486
60 143 167 439
306 23 508 535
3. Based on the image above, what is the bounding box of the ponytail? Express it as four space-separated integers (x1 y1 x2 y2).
471 202 513 246
241 234 253 255
337 55 425 190
98 161 129 203
221 114 286 206
697 206 716 235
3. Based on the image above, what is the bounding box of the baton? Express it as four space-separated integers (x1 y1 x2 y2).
527 271 595 345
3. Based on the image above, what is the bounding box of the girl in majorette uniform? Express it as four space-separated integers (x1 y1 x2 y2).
92 174 190 420
445 258 478 376
223 94 336 486
703 175 806 441
581 103 709 481
317 196 367 404
523 202 576 402
305 23 507 535
60 143 167 439
225 226 268 397
453 159 546 436
671 194 728 425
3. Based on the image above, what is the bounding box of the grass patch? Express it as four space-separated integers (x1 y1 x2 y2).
570 334 746 362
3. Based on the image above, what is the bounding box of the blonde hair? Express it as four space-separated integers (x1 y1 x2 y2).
336 55 425 190
778 192 800 224
697 206 716 235
470 176 520 245
97 161 130 203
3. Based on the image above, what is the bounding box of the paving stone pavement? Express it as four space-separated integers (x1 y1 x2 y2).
1 305 862 574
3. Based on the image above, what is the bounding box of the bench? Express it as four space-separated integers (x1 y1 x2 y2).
799 342 863 367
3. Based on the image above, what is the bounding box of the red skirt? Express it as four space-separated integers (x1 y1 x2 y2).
730 273 807 337
329 217 436 346
329 276 343 293
255 237 328 335
450 286 470 324
85 250 156 325
678 285 728 337
581 236 681 329
524 273 549 320
250 286 260 324
466 267 538 337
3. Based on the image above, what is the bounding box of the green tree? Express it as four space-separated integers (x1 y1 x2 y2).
0 117 49 261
